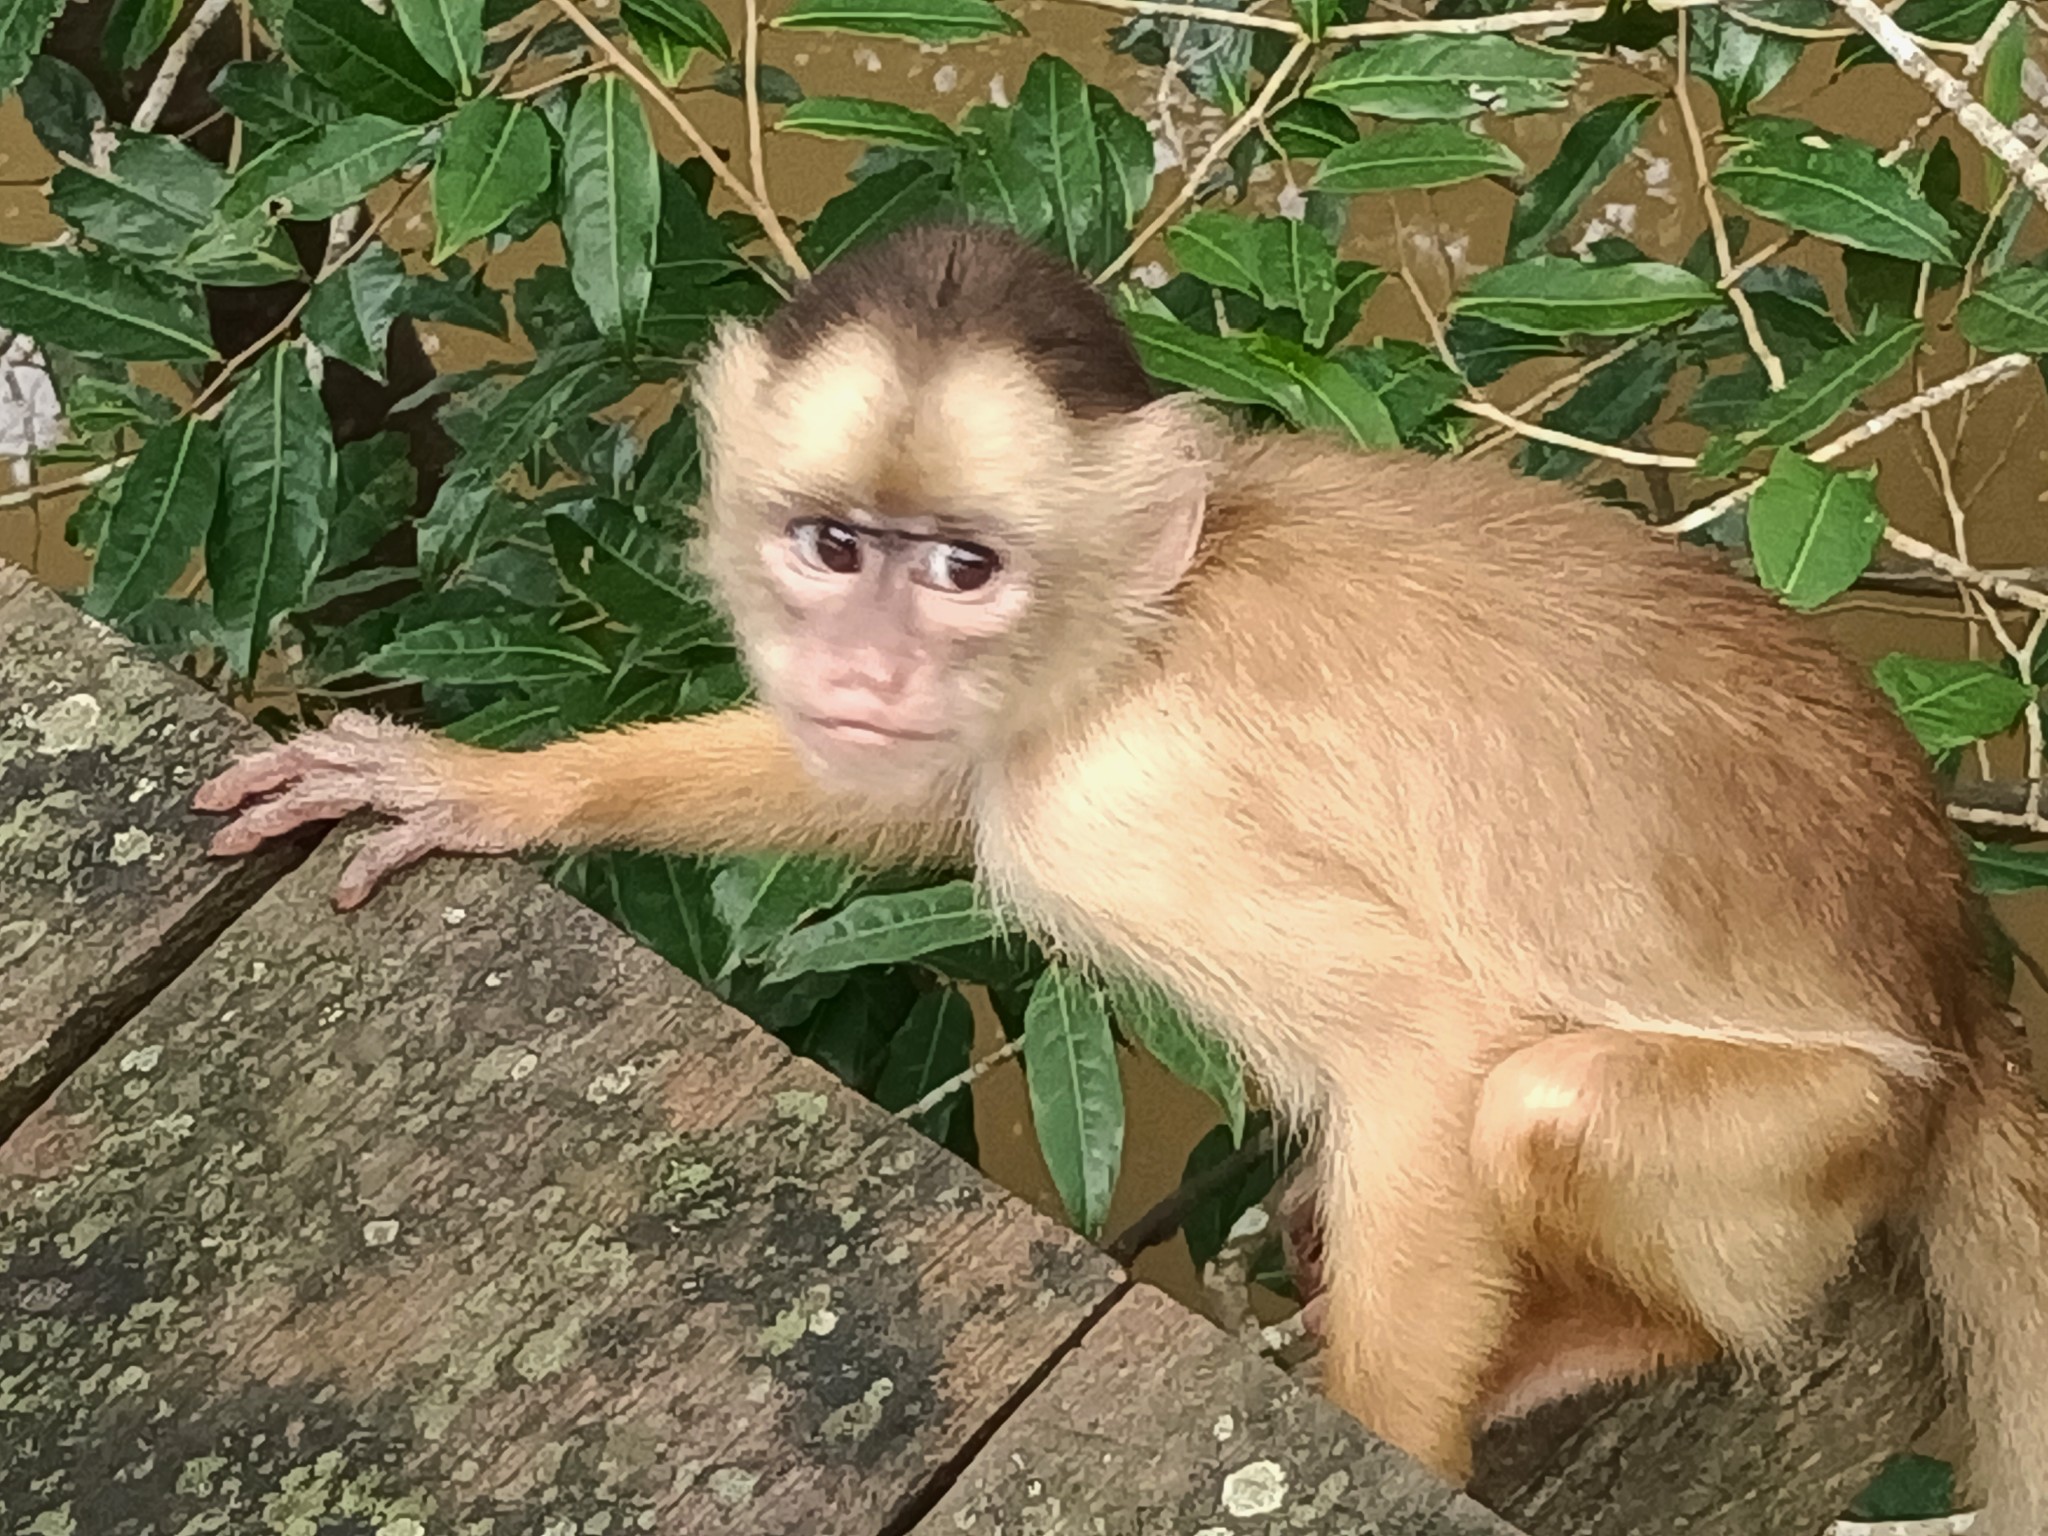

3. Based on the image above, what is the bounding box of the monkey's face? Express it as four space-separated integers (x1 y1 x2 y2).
691 318 1210 805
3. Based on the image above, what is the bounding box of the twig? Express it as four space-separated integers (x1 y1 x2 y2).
1662 353 2035 535
1096 36 1313 286
1839 0 2048 217
1064 0 1304 35
133 0 240 136
1397 264 1461 375
1452 399 1696 467
895 1035 1024 1122
1104 1124 1278 1265
743 0 772 215
540 0 807 281
1674 12 1785 390
0 456 130 512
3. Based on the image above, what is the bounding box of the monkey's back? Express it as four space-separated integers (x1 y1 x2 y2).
1165 434 1987 1062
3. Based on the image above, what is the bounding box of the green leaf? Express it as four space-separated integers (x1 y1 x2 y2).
1873 654 2034 755
432 97 553 262
1698 318 1922 476
544 498 721 642
105 0 179 73
1180 1116 1285 1270
83 417 222 625
1845 1454 1955 1522
708 59 804 104
562 77 660 345
624 0 731 56
1841 0 2003 65
773 0 1021 42
1714 118 1956 265
957 117 1051 240
225 115 427 222
1261 218 1339 347
600 850 727 984
1966 842 2048 896
324 431 417 572
209 346 337 678
799 158 948 269
1012 55 1104 270
1268 99 1357 161
1290 0 1337 40
49 131 227 257
1127 312 1301 414
304 242 408 380
1024 965 1125 1238
1165 210 1263 298
0 0 67 99
209 59 347 142
1306 34 1577 120
0 246 215 361
1450 256 1717 336
873 987 976 1142
1689 5 1811 118
1957 266 2048 355
1111 977 1244 1140
405 257 509 335
1983 13 2026 203
1745 451 1885 611
367 615 608 685
282 0 457 124
1312 123 1522 194
1250 335 1399 447
1517 334 1679 479
16 55 104 161
1507 94 1658 261
779 96 956 150
624 13 696 87
392 0 483 91
765 881 1005 983
712 854 860 973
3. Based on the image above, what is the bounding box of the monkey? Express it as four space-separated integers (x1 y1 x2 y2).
194 220 2048 1528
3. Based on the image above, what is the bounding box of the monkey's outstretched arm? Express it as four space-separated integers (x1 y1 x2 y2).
193 706 966 909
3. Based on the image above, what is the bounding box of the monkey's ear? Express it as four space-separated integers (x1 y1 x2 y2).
1120 395 1212 602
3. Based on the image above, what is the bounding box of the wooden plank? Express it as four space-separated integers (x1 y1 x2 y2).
0 837 1120 1533
0 563 304 1132
1472 1239 1947 1536
913 1285 1526 1536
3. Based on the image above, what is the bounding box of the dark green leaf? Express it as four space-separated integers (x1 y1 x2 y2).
773 0 1021 42
766 881 1005 983
779 95 956 150
0 246 216 361
1967 842 2048 896
324 431 417 572
443 693 577 748
367 615 608 685
1291 0 1337 40
1517 335 1679 479
1306 34 1576 119
392 0 484 91
605 850 727 983
83 417 222 625
1688 5 1815 118
956 118 1051 240
1128 312 1300 414
209 345 337 677
16 55 104 159
1024 964 1124 1238
1507 94 1658 261
562 77 660 344
654 159 748 281
209 59 349 142
1714 118 1956 264
1249 334 1398 446
1698 318 1921 476
1958 266 2048 355
1983 14 2026 203
1164 210 1263 298
1268 99 1356 161
49 131 227 257
432 97 553 261
1873 654 2034 754
1845 1454 1955 1521
712 854 860 973
1445 315 1559 385
1180 1116 1285 1270
1746 450 1885 610
708 59 803 103
798 158 948 268
624 12 695 86
625 0 731 56
1013 55 1104 270
1451 256 1717 336
63 375 173 439
544 498 720 641
405 258 510 335
225 114 427 222
1111 977 1244 1140
1312 122 1522 193
304 241 408 379
105 0 178 73
282 0 457 124
873 987 976 1142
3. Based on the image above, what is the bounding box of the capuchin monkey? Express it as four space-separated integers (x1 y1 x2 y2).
195 222 2048 1527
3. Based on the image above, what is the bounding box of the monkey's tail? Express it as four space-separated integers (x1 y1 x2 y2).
1912 1044 2048 1536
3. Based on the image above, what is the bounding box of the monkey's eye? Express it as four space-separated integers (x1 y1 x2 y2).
789 518 865 576
917 541 1002 595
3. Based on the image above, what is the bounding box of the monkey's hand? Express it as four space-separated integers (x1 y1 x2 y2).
193 710 530 909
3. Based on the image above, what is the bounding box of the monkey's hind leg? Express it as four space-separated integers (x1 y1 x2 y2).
1470 1026 1931 1393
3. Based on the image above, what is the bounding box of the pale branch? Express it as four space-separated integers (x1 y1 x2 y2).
894 1035 1023 1122
1452 399 1696 468
1661 353 2035 535
1097 35 1313 286
0 456 130 512
133 0 238 135
743 0 773 217
1839 0 2048 218
1884 526 2048 615
540 0 808 282
1062 0 1303 36
1674 12 1786 391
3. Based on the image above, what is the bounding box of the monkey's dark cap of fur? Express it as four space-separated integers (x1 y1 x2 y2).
759 221 1158 419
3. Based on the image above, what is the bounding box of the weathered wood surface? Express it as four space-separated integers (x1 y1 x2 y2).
0 561 303 1133
914 1285 1523 1536
0 835 1120 1533
1473 1239 1946 1536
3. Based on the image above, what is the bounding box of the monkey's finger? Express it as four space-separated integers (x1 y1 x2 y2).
333 823 441 911
206 790 366 857
193 744 314 813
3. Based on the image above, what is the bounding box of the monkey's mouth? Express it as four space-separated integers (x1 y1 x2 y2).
802 715 950 746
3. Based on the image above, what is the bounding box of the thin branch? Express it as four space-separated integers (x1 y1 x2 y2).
1674 12 1785 390
540 0 807 282
1105 1124 1278 1265
1397 264 1461 375
1064 0 1304 34
743 0 773 215
895 1036 1024 1122
1097 35 1314 286
133 0 238 134
0 456 130 512
1839 0 2048 218
1451 399 1696 467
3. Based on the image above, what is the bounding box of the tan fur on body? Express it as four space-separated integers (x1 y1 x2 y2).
195 224 2048 1527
